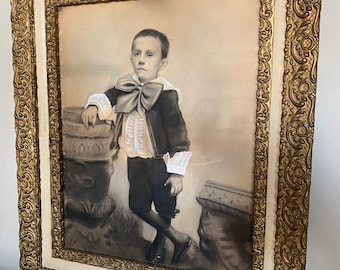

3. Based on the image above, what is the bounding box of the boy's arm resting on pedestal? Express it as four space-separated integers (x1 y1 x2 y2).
82 92 116 128
81 105 98 129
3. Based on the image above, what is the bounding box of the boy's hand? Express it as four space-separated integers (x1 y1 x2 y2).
164 174 183 197
81 106 98 129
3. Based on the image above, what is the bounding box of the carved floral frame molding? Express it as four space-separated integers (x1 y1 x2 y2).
11 0 321 269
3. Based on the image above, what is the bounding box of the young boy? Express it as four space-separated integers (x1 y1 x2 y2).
81 29 192 264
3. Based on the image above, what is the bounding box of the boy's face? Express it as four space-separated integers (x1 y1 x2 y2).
130 36 167 83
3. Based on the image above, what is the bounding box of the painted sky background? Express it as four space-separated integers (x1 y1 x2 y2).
59 0 260 241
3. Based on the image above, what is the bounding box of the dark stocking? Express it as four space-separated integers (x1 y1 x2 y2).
136 211 192 262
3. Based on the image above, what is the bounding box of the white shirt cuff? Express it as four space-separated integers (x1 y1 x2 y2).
85 93 114 121
163 151 192 176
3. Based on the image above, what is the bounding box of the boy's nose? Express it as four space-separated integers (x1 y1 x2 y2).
138 59 145 65
139 54 145 64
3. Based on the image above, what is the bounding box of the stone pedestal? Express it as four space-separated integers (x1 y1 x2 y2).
62 106 117 227
197 180 253 270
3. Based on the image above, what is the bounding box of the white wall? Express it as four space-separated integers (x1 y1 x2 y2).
1 1 339 270
305 1 340 270
0 0 20 269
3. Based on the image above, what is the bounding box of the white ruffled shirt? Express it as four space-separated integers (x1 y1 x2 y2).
85 75 192 175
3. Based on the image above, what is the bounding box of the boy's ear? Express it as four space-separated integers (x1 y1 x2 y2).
160 58 168 70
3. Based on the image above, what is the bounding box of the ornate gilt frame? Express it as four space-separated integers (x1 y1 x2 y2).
11 0 320 269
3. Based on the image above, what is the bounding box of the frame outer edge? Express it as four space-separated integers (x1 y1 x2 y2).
10 0 42 269
275 0 321 269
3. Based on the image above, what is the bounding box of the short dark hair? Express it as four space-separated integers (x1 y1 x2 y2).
132 29 169 59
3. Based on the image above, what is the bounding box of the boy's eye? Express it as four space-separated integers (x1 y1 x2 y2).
133 51 140 56
146 52 153 57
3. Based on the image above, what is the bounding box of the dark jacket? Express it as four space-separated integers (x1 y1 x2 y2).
105 87 190 158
